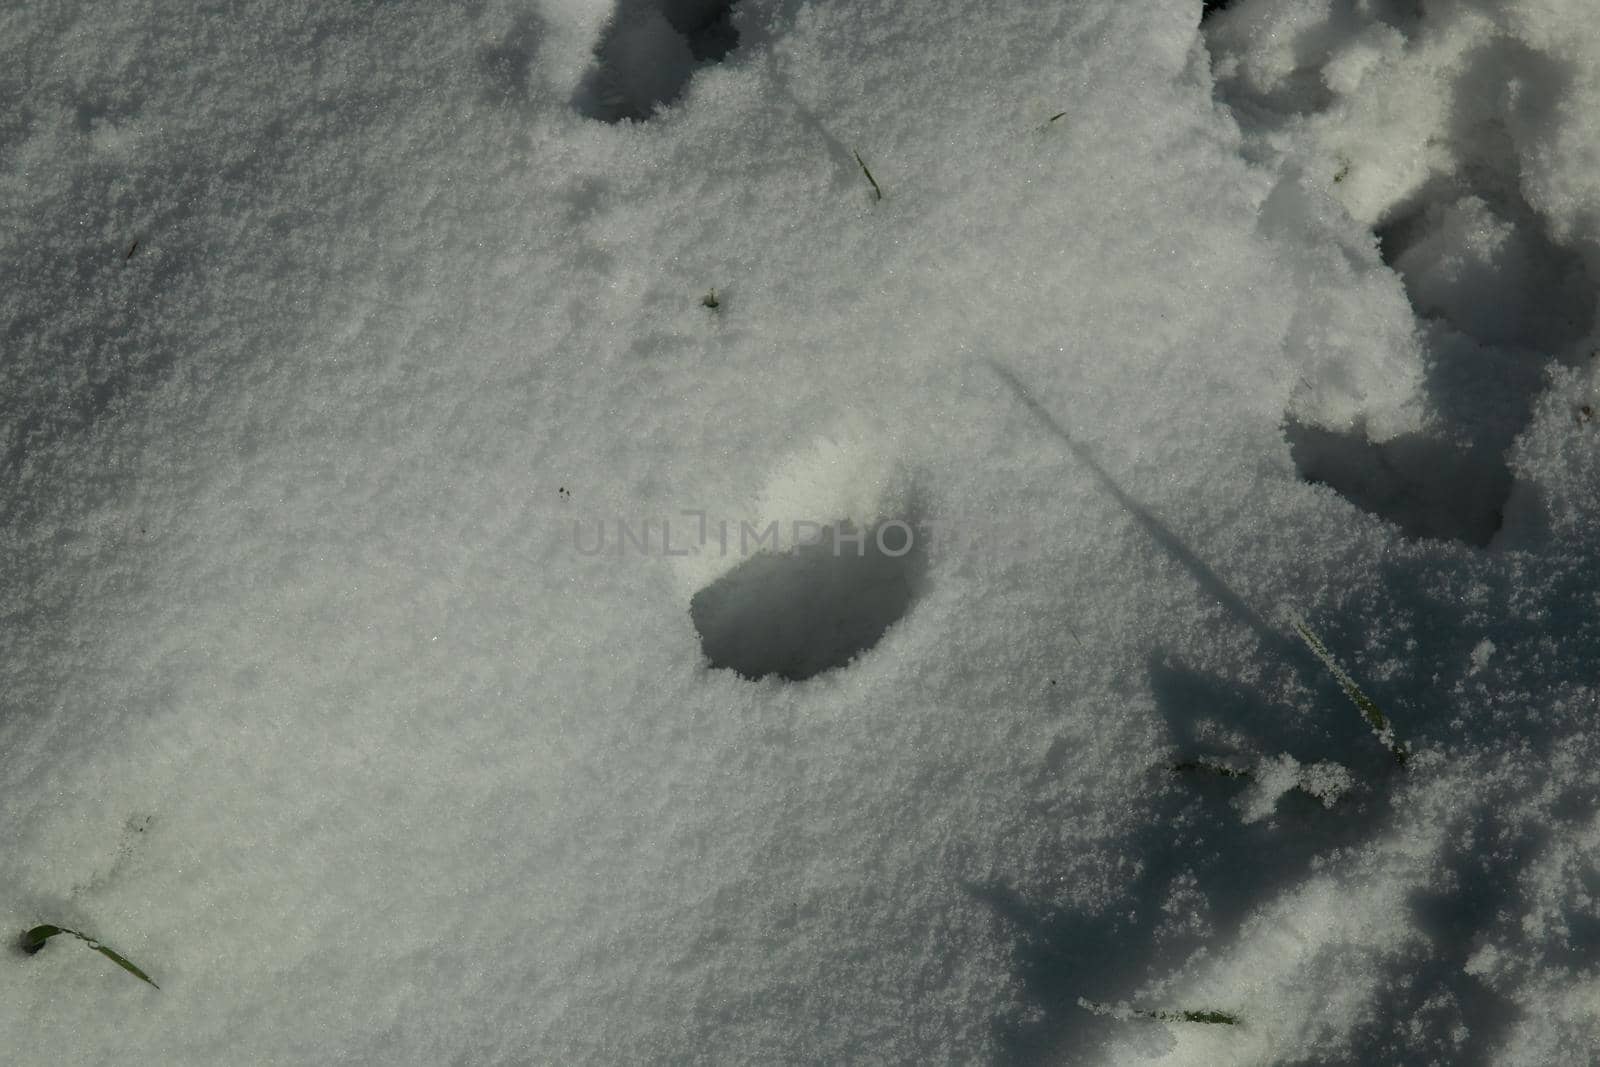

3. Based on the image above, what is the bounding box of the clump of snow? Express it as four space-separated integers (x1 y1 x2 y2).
1212 0 1600 549
1235 753 1355 824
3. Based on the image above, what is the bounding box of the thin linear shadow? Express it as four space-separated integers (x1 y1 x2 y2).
762 51 876 195
984 358 1300 665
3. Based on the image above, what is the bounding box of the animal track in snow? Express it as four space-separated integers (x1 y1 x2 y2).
690 517 923 681
574 0 741 123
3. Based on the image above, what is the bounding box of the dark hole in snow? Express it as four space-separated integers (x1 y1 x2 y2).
575 0 741 123
1374 186 1598 355
1199 0 1235 20
1285 418 1509 547
690 519 923 681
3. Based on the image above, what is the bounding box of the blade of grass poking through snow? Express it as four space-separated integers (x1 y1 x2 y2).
1161 1009 1240 1025
1078 997 1239 1025
1290 615 1409 766
1173 758 1252 780
20 924 160 989
852 149 883 201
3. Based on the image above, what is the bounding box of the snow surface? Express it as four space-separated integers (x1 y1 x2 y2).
3 0 1599 1063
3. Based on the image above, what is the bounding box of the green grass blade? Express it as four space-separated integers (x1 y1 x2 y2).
20 925 64 955
89 942 160 989
1080 997 1240 1026
1291 615 1409 766
1172 759 1252 780
19 923 159 989
1167 1009 1239 1025
852 149 883 201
